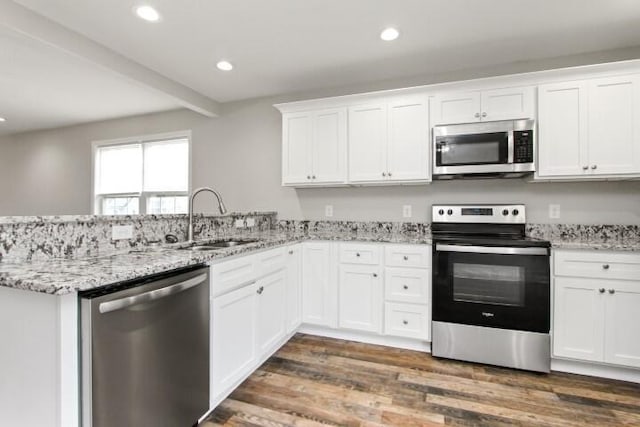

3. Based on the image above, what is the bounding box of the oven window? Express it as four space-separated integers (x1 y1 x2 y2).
452 263 525 306
436 132 508 166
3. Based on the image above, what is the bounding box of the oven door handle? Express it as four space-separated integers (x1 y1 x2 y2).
435 244 548 256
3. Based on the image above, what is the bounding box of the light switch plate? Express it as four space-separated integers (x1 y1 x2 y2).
549 204 561 219
402 205 412 218
234 219 245 228
112 225 133 240
325 205 334 217
246 218 256 227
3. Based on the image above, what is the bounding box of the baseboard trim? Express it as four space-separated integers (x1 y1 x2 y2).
551 358 640 383
298 324 431 352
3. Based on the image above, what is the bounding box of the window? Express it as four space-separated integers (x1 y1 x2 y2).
93 132 190 215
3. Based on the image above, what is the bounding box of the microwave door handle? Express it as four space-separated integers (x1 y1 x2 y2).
435 244 548 256
507 131 514 163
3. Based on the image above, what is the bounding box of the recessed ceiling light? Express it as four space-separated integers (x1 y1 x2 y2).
0 117 6 122
380 27 400 41
216 60 233 71
135 5 161 22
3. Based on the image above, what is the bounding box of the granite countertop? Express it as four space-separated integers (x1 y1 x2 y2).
1 228 638 296
0 230 433 295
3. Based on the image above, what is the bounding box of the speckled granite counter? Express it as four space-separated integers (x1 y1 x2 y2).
549 238 640 251
0 230 433 295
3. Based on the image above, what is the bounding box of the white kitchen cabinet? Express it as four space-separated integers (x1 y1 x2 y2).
538 75 640 179
349 96 430 184
285 245 302 333
338 265 383 333
430 86 534 125
302 242 336 327
384 302 429 340
211 284 257 399
255 270 287 355
553 250 640 369
281 108 347 186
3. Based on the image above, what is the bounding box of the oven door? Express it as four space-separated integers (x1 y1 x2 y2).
433 244 550 333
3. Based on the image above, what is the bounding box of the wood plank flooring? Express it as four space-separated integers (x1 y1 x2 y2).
201 334 640 426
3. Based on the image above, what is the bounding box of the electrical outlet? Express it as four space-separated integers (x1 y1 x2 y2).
112 225 133 240
549 204 561 219
234 219 245 228
245 218 256 227
402 205 412 218
325 205 334 218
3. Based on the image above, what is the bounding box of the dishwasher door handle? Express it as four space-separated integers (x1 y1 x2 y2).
99 273 208 314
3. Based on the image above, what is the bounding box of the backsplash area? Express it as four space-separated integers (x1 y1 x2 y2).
0 212 275 261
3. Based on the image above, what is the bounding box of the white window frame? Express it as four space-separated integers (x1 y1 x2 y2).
91 130 192 215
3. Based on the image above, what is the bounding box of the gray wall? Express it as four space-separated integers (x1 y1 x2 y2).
1 49 640 224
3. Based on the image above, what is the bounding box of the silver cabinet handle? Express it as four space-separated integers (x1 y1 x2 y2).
403 285 409 290
608 289 615 294
403 255 409 261
257 286 264 295
356 253 361 257
602 264 610 270
482 112 487 118
599 288 605 294
402 320 408 325
373 273 378 278
474 112 480 118
99 273 207 314
388 172 392 177
307 175 311 179
591 165 597 170
382 172 387 177
288 250 294 255
436 244 548 256
312 175 316 179
582 165 589 170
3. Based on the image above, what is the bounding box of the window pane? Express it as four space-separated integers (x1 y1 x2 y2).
147 196 188 214
102 197 139 215
96 144 142 194
143 139 189 192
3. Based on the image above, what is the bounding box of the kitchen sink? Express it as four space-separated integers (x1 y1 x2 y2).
178 238 260 251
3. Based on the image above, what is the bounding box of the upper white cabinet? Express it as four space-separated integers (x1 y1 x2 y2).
281 108 347 186
430 86 535 125
538 75 640 178
349 95 430 184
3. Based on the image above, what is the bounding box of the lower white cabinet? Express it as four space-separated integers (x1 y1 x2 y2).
384 302 429 340
553 250 640 369
210 245 300 407
338 264 383 333
302 242 336 327
285 245 302 333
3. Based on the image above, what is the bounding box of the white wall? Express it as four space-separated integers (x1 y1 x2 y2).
1 50 640 223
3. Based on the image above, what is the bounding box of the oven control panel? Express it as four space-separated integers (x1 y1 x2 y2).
432 204 526 224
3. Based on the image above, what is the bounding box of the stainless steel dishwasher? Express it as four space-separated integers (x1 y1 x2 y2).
80 265 210 427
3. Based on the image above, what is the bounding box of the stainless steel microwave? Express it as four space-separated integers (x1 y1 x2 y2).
432 119 535 179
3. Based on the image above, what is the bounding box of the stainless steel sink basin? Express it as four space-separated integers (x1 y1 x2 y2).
178 239 259 251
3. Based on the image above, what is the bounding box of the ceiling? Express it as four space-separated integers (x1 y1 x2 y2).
0 25 180 136
2 0 640 135
12 0 640 103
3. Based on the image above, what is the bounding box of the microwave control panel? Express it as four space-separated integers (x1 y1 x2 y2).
513 130 534 163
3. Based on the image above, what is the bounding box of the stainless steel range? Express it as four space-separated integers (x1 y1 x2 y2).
431 204 551 372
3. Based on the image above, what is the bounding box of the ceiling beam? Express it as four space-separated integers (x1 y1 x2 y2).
0 0 220 117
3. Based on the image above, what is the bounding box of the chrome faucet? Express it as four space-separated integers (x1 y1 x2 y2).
188 187 227 242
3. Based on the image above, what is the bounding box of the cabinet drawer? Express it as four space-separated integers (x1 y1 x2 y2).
256 247 287 276
555 250 640 281
385 244 431 268
339 243 382 265
211 255 257 297
384 268 429 304
384 302 429 340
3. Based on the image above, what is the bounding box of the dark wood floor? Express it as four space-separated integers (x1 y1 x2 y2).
202 333 640 426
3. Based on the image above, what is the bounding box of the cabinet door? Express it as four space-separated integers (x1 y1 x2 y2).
538 81 589 177
338 265 382 333
282 112 313 185
256 270 287 355
553 277 604 362
285 245 302 333
302 242 333 326
312 108 347 184
480 86 535 121
387 96 430 182
430 92 481 125
604 281 640 368
348 103 389 182
588 75 640 175
210 284 256 402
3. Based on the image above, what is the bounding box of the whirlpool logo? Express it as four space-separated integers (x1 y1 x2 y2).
481 312 495 318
